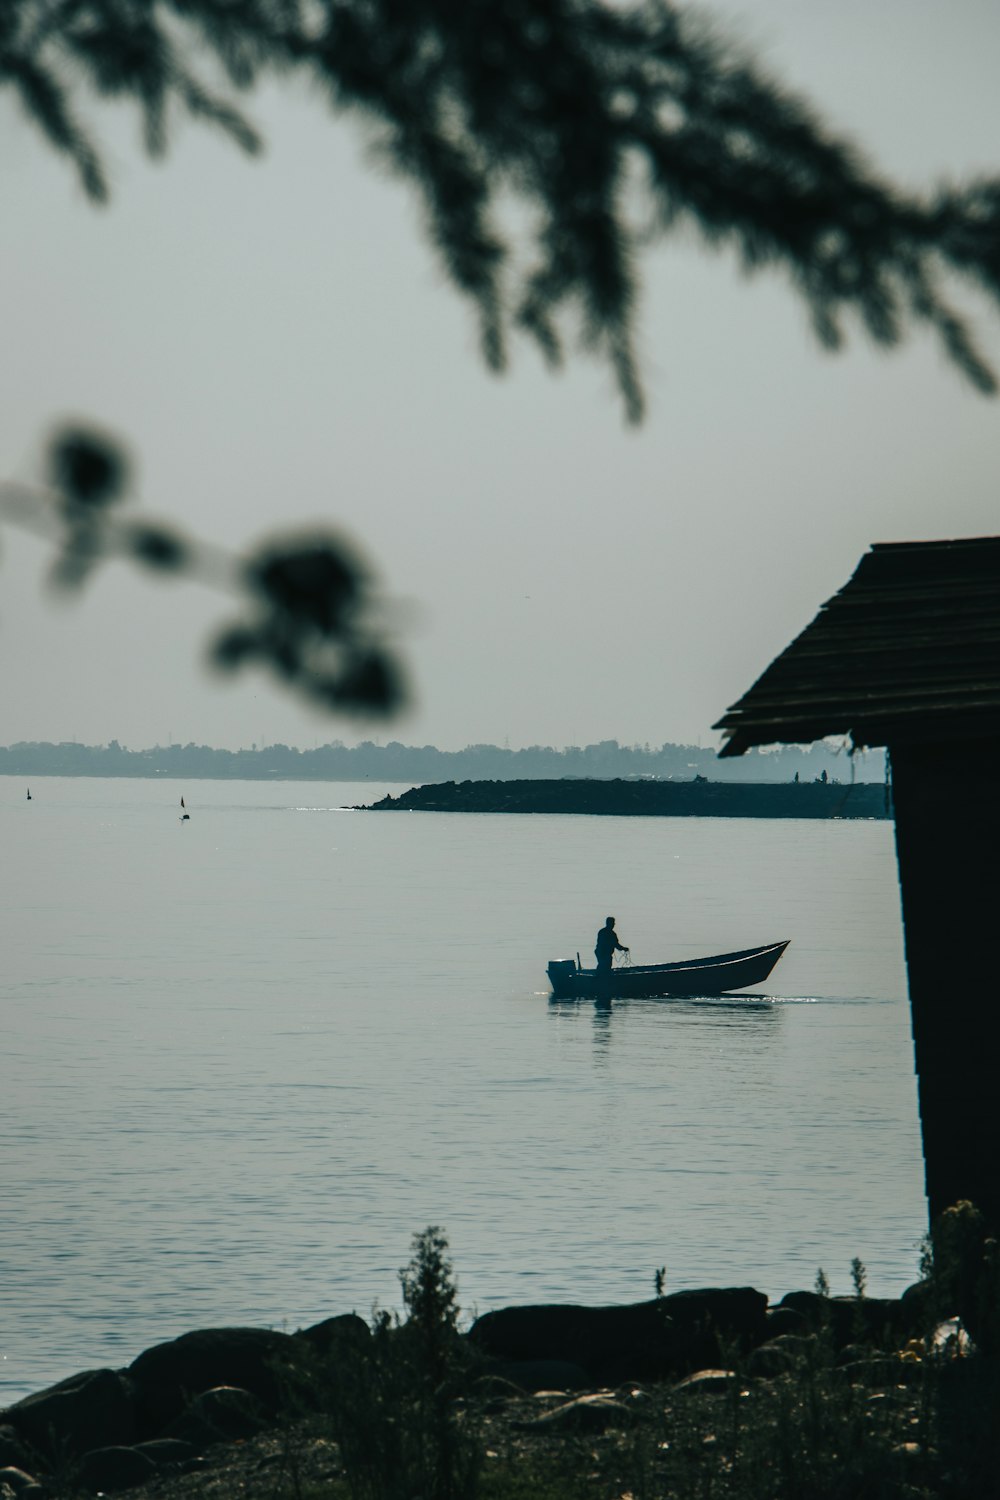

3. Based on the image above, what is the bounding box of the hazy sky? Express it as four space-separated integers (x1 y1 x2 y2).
3 1 999 752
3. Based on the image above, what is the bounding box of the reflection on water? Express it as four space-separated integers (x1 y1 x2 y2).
550 994 785 1016
552 989 783 1058
591 1000 613 1056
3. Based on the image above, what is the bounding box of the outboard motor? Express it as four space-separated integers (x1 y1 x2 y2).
547 959 578 997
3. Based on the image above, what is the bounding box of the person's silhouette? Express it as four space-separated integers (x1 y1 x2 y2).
595 916 628 973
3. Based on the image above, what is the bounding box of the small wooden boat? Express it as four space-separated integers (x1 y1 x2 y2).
547 940 790 1000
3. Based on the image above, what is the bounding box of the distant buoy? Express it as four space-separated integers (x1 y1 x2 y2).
26 787 32 801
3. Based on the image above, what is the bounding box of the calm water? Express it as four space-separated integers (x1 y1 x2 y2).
1 777 925 1403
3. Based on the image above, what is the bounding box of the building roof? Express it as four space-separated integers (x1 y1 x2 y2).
715 536 1000 756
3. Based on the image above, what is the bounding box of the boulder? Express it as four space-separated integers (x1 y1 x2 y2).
2 1368 136 1460
745 1334 818 1379
468 1374 528 1406
483 1359 590 1394
673 1368 738 1395
0 1468 39 1496
164 1386 267 1448
760 1306 806 1341
838 1355 921 1387
127 1327 296 1432
467 1290 768 1382
132 1436 197 1468
294 1313 370 1358
75 1445 156 1494
900 1279 938 1326
0 1431 32 1473
518 1394 635 1434
746 1342 795 1378
777 1292 916 1348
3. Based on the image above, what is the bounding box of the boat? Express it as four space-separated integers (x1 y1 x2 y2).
547 940 790 1000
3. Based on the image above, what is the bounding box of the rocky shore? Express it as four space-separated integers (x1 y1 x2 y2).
1 1279 958 1499
361 778 890 818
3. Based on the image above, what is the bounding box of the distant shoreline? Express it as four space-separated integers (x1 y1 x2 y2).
0 738 885 784
2 768 891 817
362 778 891 819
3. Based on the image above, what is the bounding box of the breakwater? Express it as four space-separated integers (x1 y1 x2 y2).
362 778 890 818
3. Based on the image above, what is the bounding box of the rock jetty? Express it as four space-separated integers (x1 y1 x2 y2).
361 778 890 818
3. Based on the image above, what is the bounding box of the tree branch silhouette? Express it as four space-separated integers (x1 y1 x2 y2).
4 2 1000 718
0 429 405 717
5 0 1000 418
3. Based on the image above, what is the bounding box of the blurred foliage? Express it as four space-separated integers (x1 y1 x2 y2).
921 1200 1000 1357
1 426 405 717
4 0 1000 420
6 2 1000 718
218 533 403 715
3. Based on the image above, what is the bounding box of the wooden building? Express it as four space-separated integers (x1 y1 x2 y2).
715 536 1000 1231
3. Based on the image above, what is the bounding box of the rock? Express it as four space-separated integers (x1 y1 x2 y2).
128 1327 296 1432
0 1432 31 1473
0 1468 39 1496
745 1334 818 1379
900 1280 937 1321
2 1368 136 1460
76 1445 157 1494
132 1437 197 1466
484 1359 591 1394
835 1341 872 1366
519 1394 635 1433
673 1369 738 1395
294 1313 370 1358
777 1292 916 1348
838 1356 921 1387
467 1289 768 1382
746 1343 794 1378
761 1306 806 1340
164 1386 267 1448
470 1374 530 1399
931 1317 971 1354
468 1376 530 1413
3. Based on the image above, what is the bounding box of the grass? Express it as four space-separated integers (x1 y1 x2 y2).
269 1350 994 1500
123 1211 1000 1500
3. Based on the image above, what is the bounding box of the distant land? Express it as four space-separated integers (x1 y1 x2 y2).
0 738 884 783
363 779 890 819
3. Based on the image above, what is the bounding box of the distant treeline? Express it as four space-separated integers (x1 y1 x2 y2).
0 738 885 783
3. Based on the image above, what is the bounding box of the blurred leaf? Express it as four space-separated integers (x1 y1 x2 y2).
330 650 403 713
126 522 188 570
50 428 128 508
49 522 104 591
247 541 363 633
6 420 407 720
211 623 261 670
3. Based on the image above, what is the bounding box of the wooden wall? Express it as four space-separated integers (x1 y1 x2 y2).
890 739 1000 1230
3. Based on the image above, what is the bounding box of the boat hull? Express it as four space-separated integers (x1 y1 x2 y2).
547 940 789 999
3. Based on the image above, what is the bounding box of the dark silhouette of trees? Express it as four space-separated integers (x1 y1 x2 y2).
4 0 1000 716
0 735 884 784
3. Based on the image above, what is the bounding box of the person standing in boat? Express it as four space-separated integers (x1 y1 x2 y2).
595 916 628 974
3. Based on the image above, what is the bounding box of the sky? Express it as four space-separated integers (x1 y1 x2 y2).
2 1 1000 753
